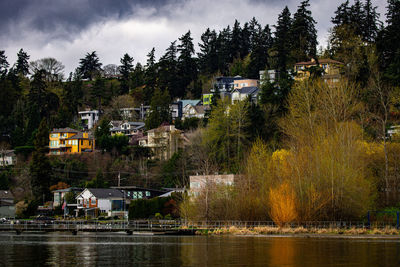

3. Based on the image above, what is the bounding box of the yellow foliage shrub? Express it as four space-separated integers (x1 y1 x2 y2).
269 182 298 227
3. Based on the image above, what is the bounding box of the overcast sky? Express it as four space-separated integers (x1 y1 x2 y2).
0 0 388 75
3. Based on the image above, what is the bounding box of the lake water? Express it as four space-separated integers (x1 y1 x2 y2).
0 232 400 266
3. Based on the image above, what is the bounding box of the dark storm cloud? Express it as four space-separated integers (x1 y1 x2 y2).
0 0 178 39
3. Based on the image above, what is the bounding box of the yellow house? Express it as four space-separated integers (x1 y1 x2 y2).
49 127 95 155
294 58 343 84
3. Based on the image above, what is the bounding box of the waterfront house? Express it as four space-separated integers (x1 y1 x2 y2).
49 128 95 155
112 186 168 205
0 190 15 218
76 188 125 218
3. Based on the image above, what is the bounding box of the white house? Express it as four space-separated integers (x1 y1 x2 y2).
182 104 208 120
76 188 125 217
0 150 16 167
231 86 259 104
79 110 100 130
189 174 239 197
110 121 145 137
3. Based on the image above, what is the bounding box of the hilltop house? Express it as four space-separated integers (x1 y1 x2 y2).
182 105 208 120
233 79 259 90
294 58 343 84
139 124 182 160
231 86 259 104
49 128 95 155
76 188 125 218
78 110 100 130
110 121 145 136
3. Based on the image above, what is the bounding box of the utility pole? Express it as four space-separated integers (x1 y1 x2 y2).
118 171 121 187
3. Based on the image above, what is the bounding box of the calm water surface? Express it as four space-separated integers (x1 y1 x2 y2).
0 232 400 266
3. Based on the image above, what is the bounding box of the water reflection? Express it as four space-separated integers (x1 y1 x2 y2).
1 233 400 266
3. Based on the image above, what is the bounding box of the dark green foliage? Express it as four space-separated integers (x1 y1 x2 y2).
198 28 219 74
145 88 171 130
174 117 200 131
30 119 52 201
160 152 183 188
78 51 102 80
16 48 30 76
144 48 157 104
50 156 88 186
177 31 198 97
128 196 177 219
290 0 318 63
0 50 9 77
247 25 272 79
0 170 10 190
158 41 180 98
95 117 129 153
273 6 292 71
85 169 107 188
119 53 134 95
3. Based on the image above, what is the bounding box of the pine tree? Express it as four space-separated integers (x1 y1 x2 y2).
159 41 179 98
198 28 219 74
119 53 134 95
216 26 232 74
290 0 318 63
78 51 102 80
145 88 171 130
30 118 52 201
144 48 157 103
0 50 9 77
247 25 272 79
230 20 242 59
16 48 30 76
362 0 381 42
177 31 198 97
273 6 292 72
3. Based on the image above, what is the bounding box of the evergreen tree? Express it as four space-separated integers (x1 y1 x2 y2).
91 77 105 109
16 48 30 76
378 0 400 84
247 24 272 79
362 0 381 42
144 48 157 103
0 50 9 77
216 26 233 74
159 41 179 98
290 0 318 63
77 51 102 80
230 20 242 59
273 6 292 72
239 22 252 58
119 53 134 95
30 118 52 201
198 28 219 74
177 31 198 97
145 88 171 130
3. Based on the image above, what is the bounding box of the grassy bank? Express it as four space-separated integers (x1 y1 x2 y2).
193 226 400 236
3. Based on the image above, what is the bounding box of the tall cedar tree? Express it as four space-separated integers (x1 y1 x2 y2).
78 51 102 80
273 6 292 72
378 0 400 84
290 0 318 63
119 53 134 95
0 50 9 76
198 28 219 75
144 48 157 103
30 118 52 201
217 26 232 75
16 48 30 76
158 41 179 98
247 25 272 79
177 31 198 98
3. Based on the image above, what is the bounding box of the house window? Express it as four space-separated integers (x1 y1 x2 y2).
138 192 143 199
91 198 96 205
145 191 151 197
51 133 58 138
133 192 138 199
63 133 67 137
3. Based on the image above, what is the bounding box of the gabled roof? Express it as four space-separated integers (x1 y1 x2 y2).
295 58 344 66
181 99 201 108
233 86 259 95
66 132 94 140
0 190 14 199
81 188 124 199
51 127 79 133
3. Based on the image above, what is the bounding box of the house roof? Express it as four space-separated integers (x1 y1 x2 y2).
2 150 15 157
86 188 124 198
181 99 201 108
234 86 259 95
0 190 14 199
66 132 94 140
192 105 206 114
110 121 123 128
294 58 344 66
52 187 83 193
51 127 79 133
